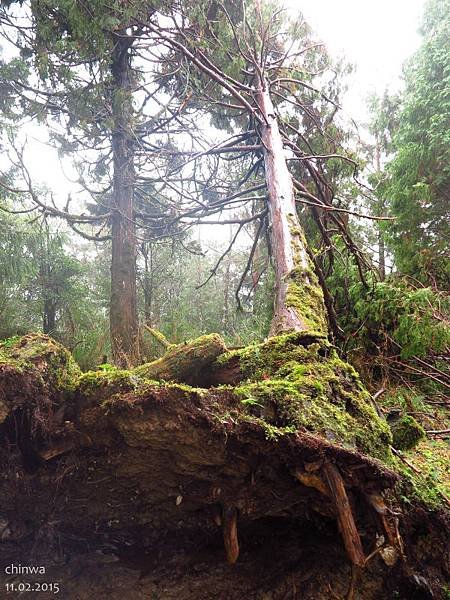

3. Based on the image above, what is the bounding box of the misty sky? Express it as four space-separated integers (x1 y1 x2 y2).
290 0 425 118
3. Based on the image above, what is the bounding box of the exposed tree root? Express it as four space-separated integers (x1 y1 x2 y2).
222 506 240 565
323 463 365 567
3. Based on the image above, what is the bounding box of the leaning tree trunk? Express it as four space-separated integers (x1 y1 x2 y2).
110 33 139 366
256 81 327 336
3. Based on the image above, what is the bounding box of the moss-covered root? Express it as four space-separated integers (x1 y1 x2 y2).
135 333 227 384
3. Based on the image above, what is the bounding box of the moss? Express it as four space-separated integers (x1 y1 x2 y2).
413 439 450 497
235 380 391 460
0 337 26 369
226 334 392 461
217 332 328 380
0 352 21 370
390 414 426 451
394 438 449 509
0 333 80 391
132 379 205 401
0 335 21 350
78 367 144 399
395 460 444 510
285 217 328 335
96 362 117 372
252 417 296 441
286 273 328 334
79 366 205 408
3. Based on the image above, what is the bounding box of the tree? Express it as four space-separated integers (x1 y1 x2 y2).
0 1 196 364
383 0 449 287
0 209 100 349
0 0 376 355
0 210 38 337
30 225 80 336
145 0 373 337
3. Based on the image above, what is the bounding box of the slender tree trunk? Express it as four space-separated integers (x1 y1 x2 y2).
375 145 386 282
143 270 153 327
223 259 231 332
379 228 386 281
43 297 56 335
222 225 233 332
256 82 327 336
141 243 153 326
40 259 56 335
110 33 139 366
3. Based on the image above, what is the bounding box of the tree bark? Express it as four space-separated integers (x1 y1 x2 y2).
256 82 327 336
42 296 56 336
110 33 139 366
141 242 153 326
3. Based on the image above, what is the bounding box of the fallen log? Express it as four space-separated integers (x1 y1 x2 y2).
135 333 227 385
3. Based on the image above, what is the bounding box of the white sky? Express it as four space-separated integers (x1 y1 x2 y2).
287 0 425 120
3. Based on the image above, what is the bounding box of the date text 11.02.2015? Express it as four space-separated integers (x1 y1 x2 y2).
5 581 60 594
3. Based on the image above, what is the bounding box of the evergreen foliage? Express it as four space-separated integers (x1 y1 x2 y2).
349 279 449 360
382 0 450 286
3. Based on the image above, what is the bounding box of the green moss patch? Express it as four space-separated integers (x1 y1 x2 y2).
0 333 80 391
218 333 392 461
78 367 143 399
286 218 328 335
286 269 328 334
390 414 426 451
217 332 327 380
